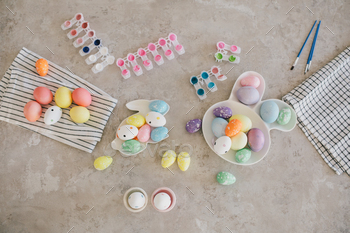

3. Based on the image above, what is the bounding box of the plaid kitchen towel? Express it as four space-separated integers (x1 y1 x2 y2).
283 47 350 175
0 47 118 153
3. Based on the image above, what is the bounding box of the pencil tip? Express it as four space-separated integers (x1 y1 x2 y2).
290 66 294 70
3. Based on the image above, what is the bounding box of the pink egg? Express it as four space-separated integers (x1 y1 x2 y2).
72 88 92 107
137 124 151 142
240 76 260 88
33 87 53 105
23 101 42 122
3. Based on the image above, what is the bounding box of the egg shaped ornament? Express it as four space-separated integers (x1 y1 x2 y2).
214 136 232 154
149 100 168 114
128 192 146 209
35 58 49 76
33 87 53 105
44 106 62 125
117 125 139 140
146 111 166 127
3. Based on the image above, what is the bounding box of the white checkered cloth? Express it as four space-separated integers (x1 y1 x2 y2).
283 47 350 175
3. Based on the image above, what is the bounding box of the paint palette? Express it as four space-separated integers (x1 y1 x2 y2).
215 41 241 63
116 33 185 79
61 13 115 73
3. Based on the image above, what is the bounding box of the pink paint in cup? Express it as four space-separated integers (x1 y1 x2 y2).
148 43 164 65
155 55 162 62
64 21 71 27
143 60 151 67
168 32 185 55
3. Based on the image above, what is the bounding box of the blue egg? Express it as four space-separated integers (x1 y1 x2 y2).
149 100 168 114
151 127 168 142
211 117 228 138
260 101 279 123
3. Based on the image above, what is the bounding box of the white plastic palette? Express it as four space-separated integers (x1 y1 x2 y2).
111 99 170 157
202 71 297 165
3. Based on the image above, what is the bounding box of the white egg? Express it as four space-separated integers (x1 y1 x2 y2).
128 192 146 209
146 111 166 127
117 125 139 140
154 192 171 210
214 136 232 154
44 106 62 125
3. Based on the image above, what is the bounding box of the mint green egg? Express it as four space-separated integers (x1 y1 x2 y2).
277 108 292 125
235 148 251 163
216 171 236 185
122 140 141 153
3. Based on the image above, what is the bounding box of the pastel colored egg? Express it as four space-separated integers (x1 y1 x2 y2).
229 114 252 133
94 156 113 170
186 119 202 133
70 106 90 123
240 75 260 88
149 100 168 114
225 119 242 137
213 106 232 119
54 87 72 108
277 107 292 125
72 88 92 107
146 111 166 127
126 114 146 128
235 148 252 163
177 152 190 171
137 124 151 142
128 192 146 209
44 106 62 125
23 101 42 122
230 132 247 150
154 192 171 211
211 117 228 138
35 58 49 76
122 140 142 154
151 127 168 142
117 125 139 140
236 86 260 105
260 101 279 123
214 136 232 154
216 171 236 185
247 128 265 152
161 150 177 168
33 87 53 105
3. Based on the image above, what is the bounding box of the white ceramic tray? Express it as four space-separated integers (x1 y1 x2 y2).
202 71 297 165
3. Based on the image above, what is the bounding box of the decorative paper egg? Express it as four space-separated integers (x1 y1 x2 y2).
225 119 242 137
122 140 141 154
229 114 252 133
33 87 53 105
247 128 265 152
214 136 232 154
213 106 232 119
35 58 49 76
126 114 146 128
211 117 228 138
117 125 139 140
149 100 168 114
54 87 72 108
277 107 292 125
94 156 113 170
177 152 190 171
154 192 171 210
260 101 279 123
186 119 202 133
70 106 90 123
23 101 42 122
137 124 151 142
230 132 247 150
151 127 168 142
146 111 166 127
128 192 146 209
161 150 177 168
240 75 260 88
236 86 260 105
44 106 62 125
72 88 92 107
235 148 252 163
216 171 236 185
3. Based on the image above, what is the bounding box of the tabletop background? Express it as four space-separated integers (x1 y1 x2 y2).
0 0 349 232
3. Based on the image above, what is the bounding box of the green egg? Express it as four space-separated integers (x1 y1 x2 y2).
235 148 251 163
277 108 292 125
216 171 236 185
122 140 141 154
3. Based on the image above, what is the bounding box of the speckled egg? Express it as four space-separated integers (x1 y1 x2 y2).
151 127 168 142
137 124 151 142
149 100 168 114
230 132 247 151
236 86 260 105
35 58 49 77
186 119 202 133
225 119 242 137
213 106 232 119
260 101 279 123
126 114 146 128
211 117 228 138
177 152 190 171
117 125 139 140
214 136 232 154
240 75 260 88
122 140 142 154
247 128 265 152
146 111 166 127
229 114 252 133
161 150 177 168
277 107 292 125
235 148 252 163
216 171 236 185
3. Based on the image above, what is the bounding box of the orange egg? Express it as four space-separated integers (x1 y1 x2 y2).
23 101 42 122
33 86 53 105
72 88 92 107
35 58 49 76
225 119 242 137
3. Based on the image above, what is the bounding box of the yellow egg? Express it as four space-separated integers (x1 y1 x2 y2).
230 132 248 150
54 87 72 108
177 152 190 171
70 106 90 123
229 114 252 133
126 114 146 128
161 150 177 168
94 156 113 170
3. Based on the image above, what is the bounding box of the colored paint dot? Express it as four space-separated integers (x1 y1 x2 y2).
83 47 90 53
197 89 205 96
191 77 198 85
216 53 223 60
201 72 209 79
157 117 160 120
229 56 236 62
208 82 215 88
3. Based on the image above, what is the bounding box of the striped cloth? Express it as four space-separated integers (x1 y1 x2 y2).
0 47 118 153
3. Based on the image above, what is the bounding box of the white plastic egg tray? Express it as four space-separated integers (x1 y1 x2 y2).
215 41 241 64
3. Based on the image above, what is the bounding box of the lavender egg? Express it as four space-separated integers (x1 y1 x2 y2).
247 128 265 152
213 106 232 119
186 119 202 133
236 86 260 105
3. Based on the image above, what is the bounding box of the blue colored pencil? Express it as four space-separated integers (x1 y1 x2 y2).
305 21 321 74
291 20 317 70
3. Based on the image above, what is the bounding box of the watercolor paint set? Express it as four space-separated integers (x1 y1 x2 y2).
215 41 241 64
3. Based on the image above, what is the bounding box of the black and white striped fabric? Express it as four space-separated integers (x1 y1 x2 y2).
0 47 118 153
283 47 350 176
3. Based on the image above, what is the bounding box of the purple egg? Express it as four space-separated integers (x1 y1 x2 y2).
247 128 265 152
236 86 260 105
213 106 232 119
186 119 202 133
